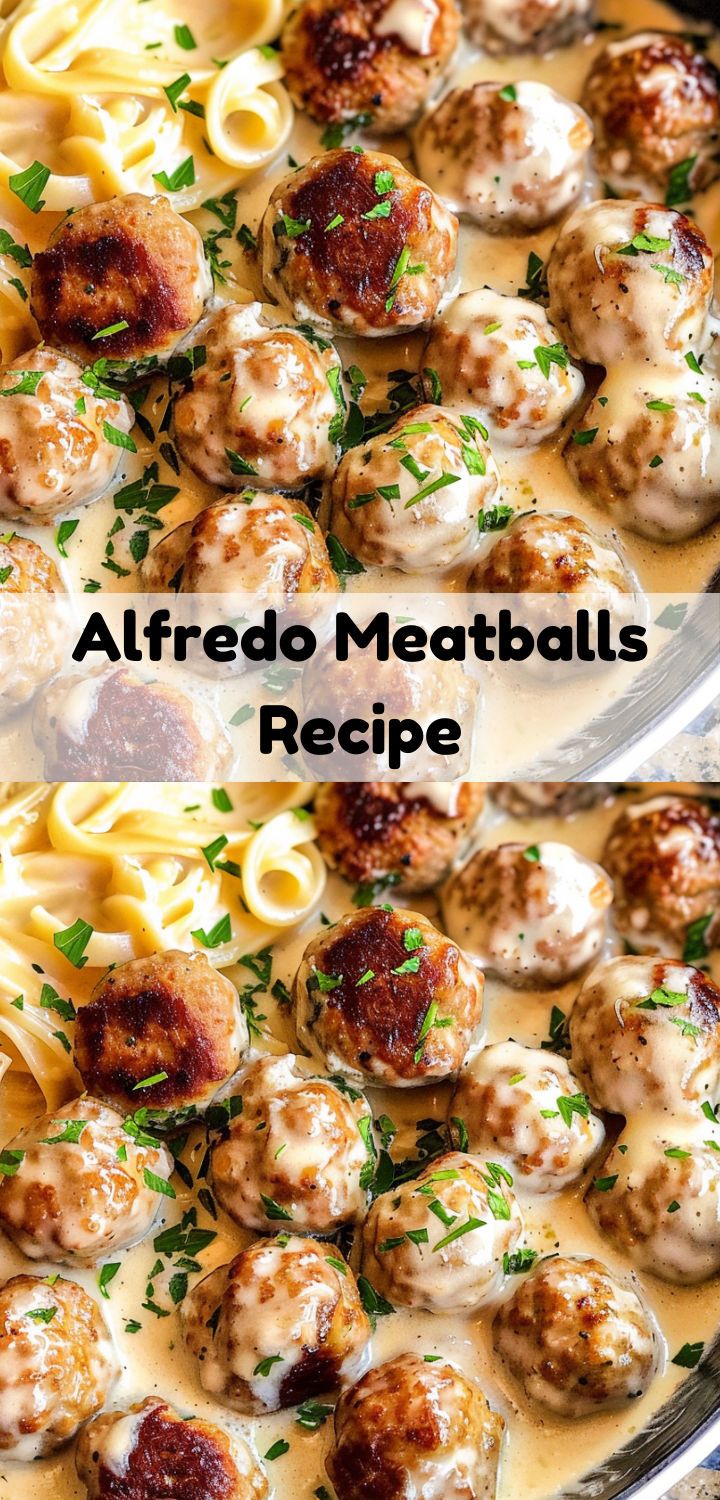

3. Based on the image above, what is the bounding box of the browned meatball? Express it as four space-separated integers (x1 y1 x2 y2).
327 1353 504 1500
261 149 458 337
74 949 248 1115
314 780 485 892
76 1398 268 1500
209 1053 373 1234
493 1255 660 1417
31 194 211 364
0 1274 118 1460
469 511 637 604
293 905 483 1086
281 0 461 133
583 32 720 201
461 0 594 54
142 493 338 598
602 795 720 953
33 667 232 781
490 782 617 816
0 533 62 593
0 1096 173 1266
182 1237 370 1415
0 533 67 713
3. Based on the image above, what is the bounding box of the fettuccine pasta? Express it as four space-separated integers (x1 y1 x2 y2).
0 0 293 356
0 780 324 1109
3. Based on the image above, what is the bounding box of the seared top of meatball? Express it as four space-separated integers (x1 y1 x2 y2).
31 193 210 363
0 534 63 593
76 1397 268 1500
471 511 635 596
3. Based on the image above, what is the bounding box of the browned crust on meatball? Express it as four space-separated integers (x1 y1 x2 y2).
603 798 720 946
0 1274 113 1453
281 0 460 131
472 512 625 593
34 668 229 781
0 535 62 593
583 34 720 194
296 906 482 1079
74 950 241 1112
31 195 206 362
314 780 484 890
180 495 339 596
76 1399 263 1500
265 150 456 330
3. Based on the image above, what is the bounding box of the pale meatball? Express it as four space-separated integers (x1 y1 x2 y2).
294 905 484 1086
468 511 637 604
361 1151 522 1312
568 954 720 1116
461 0 594 53
442 840 613 987
327 1354 504 1500
173 303 342 492
141 493 338 598
261 149 458 337
182 1237 370 1415
327 403 499 571
586 1125 720 1284
414 80 592 231
423 290 584 447
0 534 66 713
33 666 232 780
314 779 485 892
450 1041 605 1192
31 193 211 364
76 1398 268 1500
0 1274 118 1461
210 1054 373 1234
74 949 248 1115
493 1255 660 1417
281 0 461 133
565 370 720 542
583 32 720 201
0 1096 173 1266
602 796 720 953
0 346 133 522
546 200 714 367
490 782 616 816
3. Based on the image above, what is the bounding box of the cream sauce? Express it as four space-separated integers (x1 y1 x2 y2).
0 791 719 1499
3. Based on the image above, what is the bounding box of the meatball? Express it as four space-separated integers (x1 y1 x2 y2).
361 1150 522 1312
74 949 247 1116
441 840 613 987
293 905 483 1086
461 0 594 54
546 200 714 367
468 511 637 604
414 81 592 232
210 1054 373 1234
33 666 232 779
493 1255 660 1417
0 345 133 523
327 1353 504 1500
31 193 211 364
586 1125 720 1284
314 780 485 892
182 1237 370 1415
326 403 499 571
173 303 342 492
565 369 720 542
583 32 720 201
76 1397 268 1500
0 1096 172 1266
569 954 720 1117
0 1274 118 1460
423 290 584 447
602 795 720 953
490 782 616 816
261 149 458 337
141 492 338 598
450 1040 605 1192
0 534 67 714
281 0 461 133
